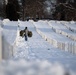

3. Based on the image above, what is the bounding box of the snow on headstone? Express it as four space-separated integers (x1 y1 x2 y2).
29 20 34 23
18 19 20 24
50 20 56 23
56 21 61 24
2 19 10 25
70 21 75 24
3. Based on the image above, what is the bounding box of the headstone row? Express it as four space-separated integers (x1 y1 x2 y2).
48 22 76 41
34 25 76 54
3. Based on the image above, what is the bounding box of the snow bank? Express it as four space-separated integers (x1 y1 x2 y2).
0 59 75 75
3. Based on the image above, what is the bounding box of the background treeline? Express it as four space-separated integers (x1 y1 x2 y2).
0 0 6 19
0 0 76 21
6 0 20 21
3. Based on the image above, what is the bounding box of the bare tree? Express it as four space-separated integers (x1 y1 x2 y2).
6 0 20 21
20 0 45 20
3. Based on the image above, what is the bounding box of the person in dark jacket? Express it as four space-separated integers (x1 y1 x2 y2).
24 27 28 41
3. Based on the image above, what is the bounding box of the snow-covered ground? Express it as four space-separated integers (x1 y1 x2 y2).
33 20 76 54
0 20 76 75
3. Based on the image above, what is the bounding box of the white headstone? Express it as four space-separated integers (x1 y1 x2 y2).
0 26 2 61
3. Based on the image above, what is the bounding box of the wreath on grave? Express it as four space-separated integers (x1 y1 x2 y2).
20 30 25 37
20 30 33 37
28 31 33 37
